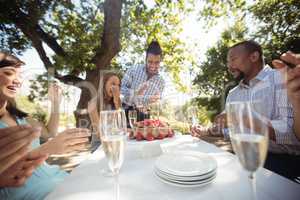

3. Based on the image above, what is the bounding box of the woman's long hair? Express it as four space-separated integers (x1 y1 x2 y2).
6 99 28 118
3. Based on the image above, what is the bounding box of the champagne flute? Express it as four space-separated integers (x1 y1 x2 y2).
149 101 160 120
128 110 137 129
134 95 147 121
226 101 269 200
187 105 198 126
100 110 127 200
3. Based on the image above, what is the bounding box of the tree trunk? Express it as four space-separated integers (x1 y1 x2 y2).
75 69 99 128
75 0 122 128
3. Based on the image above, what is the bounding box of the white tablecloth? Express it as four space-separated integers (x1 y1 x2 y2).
45 135 300 200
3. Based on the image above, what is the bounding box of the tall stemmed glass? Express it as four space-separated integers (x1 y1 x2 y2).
149 101 160 120
187 105 198 127
100 110 127 200
226 101 269 200
128 110 137 129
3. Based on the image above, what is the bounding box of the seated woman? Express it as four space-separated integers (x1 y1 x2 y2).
0 52 90 200
88 72 121 151
0 53 47 181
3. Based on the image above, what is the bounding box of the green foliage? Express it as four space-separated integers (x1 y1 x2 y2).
47 0 105 73
193 21 246 118
200 0 247 27
120 0 197 92
250 0 300 64
0 25 30 55
28 73 49 102
165 99 212 133
0 0 59 55
16 95 47 124
193 0 300 120
1 0 197 101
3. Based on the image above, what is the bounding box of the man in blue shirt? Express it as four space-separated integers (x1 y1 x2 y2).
121 41 165 121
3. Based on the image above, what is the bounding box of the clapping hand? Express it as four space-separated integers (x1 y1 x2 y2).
0 151 48 187
48 83 62 105
111 85 121 109
0 125 41 174
35 128 91 155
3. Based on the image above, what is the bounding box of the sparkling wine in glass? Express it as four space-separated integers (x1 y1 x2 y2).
100 110 127 200
187 106 198 126
226 101 269 200
128 110 137 129
102 134 125 174
149 101 160 120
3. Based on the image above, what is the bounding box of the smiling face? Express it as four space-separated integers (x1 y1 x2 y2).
0 66 22 101
227 43 263 83
146 53 161 77
227 46 252 81
105 75 120 98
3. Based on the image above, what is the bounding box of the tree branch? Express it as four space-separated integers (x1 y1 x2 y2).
55 74 85 85
24 34 84 86
92 0 122 69
31 39 54 70
35 25 68 57
6 4 67 58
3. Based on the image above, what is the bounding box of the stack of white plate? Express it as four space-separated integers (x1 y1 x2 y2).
154 151 217 188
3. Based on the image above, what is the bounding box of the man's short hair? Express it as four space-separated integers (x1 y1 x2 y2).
229 40 263 62
146 41 162 56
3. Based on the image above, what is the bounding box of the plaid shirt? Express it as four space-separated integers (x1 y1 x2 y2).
226 65 300 155
121 64 165 106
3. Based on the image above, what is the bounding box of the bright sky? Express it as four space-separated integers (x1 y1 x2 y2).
19 0 229 111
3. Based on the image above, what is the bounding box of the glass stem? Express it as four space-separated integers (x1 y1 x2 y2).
249 172 257 200
115 172 120 200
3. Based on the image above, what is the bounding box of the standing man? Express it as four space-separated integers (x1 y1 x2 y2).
121 41 165 121
226 40 300 181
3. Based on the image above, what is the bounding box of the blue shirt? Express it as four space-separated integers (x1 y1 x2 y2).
121 64 165 106
226 65 300 155
0 118 68 200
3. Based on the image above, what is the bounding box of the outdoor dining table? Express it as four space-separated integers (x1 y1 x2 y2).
45 135 300 200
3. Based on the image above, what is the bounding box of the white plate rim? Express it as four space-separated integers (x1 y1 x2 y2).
154 167 217 181
154 170 216 188
155 151 217 177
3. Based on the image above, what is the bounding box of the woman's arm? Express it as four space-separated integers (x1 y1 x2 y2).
0 125 40 174
45 83 62 137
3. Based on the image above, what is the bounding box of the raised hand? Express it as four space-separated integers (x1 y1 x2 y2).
0 125 41 174
0 151 48 187
35 128 91 155
111 85 121 109
272 51 300 140
48 83 62 105
273 52 300 106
